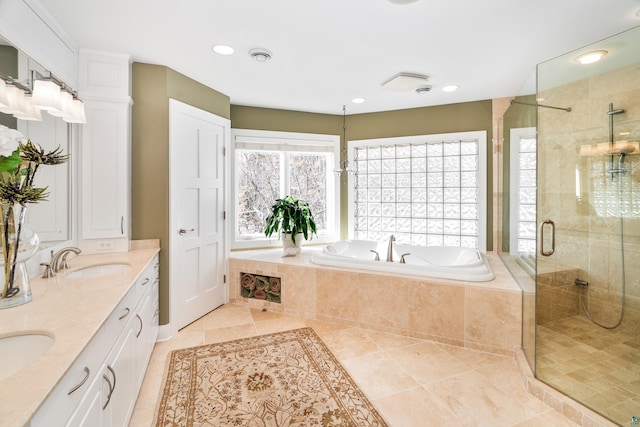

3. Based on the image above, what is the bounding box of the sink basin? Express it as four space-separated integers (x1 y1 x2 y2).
64 263 131 279
0 333 54 381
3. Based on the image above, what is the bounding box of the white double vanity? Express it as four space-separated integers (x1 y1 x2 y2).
0 245 159 426
0 1 159 426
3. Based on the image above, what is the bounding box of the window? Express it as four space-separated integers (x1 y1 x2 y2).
348 131 487 250
509 128 536 255
231 129 340 249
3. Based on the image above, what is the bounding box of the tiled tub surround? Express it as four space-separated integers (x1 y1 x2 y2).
0 242 160 427
230 248 522 356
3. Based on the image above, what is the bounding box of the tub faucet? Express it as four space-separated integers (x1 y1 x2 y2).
386 235 395 262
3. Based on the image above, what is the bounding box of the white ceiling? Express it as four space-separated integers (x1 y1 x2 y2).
40 0 640 115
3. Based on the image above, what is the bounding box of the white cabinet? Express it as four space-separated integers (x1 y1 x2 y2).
31 255 159 427
102 324 136 427
78 50 131 253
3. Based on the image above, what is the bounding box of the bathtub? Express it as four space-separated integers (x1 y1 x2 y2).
309 240 494 282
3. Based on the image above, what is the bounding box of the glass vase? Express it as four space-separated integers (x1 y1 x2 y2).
0 204 40 309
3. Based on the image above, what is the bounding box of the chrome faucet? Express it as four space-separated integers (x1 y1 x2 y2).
386 235 395 262
51 247 82 273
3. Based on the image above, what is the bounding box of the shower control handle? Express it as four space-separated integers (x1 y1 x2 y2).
539 219 555 257
370 250 380 261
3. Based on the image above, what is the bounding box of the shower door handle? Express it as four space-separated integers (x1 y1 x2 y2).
539 219 555 257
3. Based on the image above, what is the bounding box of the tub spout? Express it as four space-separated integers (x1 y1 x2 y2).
386 235 395 262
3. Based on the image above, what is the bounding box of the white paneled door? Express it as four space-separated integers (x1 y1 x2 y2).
169 99 228 332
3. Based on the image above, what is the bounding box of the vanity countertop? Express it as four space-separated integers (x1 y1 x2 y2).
0 245 160 427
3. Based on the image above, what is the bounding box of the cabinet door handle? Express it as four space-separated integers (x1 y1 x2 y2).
140 277 150 286
120 216 124 235
118 307 130 320
539 219 556 256
67 367 90 395
102 371 114 410
136 314 143 338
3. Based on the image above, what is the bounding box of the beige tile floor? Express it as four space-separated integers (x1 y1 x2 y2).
537 315 640 426
130 304 578 427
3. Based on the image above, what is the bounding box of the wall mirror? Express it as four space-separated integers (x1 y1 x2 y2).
0 36 71 247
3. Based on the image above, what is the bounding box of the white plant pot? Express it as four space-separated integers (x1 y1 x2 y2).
281 232 303 257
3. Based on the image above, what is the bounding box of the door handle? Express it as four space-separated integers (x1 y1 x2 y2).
539 219 555 257
178 228 195 235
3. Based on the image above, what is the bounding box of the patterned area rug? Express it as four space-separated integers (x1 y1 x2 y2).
155 327 388 427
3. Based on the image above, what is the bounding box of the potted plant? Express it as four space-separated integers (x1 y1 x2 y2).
264 196 317 256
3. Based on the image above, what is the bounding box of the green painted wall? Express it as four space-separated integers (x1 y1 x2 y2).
0 45 18 129
231 100 494 249
131 62 230 325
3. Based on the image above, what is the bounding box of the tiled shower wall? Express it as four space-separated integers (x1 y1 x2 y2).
537 62 640 330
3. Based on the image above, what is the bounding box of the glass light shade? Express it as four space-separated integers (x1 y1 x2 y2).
65 99 86 124
0 85 26 115
13 96 42 121
31 80 62 112
58 91 74 121
0 80 9 108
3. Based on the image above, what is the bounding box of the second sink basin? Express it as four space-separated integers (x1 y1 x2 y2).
0 333 54 381
64 263 131 279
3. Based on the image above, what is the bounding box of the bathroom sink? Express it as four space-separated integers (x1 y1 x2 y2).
0 333 54 381
64 263 131 279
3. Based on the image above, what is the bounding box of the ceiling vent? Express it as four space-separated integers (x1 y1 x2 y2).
249 48 272 62
382 73 429 91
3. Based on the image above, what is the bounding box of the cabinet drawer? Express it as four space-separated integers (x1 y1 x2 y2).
30 329 106 426
134 255 159 299
102 286 137 349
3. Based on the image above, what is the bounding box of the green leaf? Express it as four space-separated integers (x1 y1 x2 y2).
0 149 21 173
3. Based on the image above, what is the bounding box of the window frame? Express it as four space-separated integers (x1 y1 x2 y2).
509 127 537 256
347 130 488 251
230 128 341 250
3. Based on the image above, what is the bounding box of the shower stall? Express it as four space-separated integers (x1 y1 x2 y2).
501 25 640 426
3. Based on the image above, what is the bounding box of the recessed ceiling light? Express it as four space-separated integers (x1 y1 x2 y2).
576 50 607 65
249 48 272 62
212 45 235 55
351 97 366 104
442 85 459 92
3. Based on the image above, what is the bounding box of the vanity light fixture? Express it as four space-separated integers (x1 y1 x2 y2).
30 71 86 124
66 98 86 124
442 85 459 92
30 79 62 112
0 84 26 115
576 50 608 65
212 44 235 55
13 95 42 121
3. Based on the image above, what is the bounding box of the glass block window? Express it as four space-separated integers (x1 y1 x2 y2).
588 154 640 218
349 131 487 250
231 129 340 249
509 128 536 255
